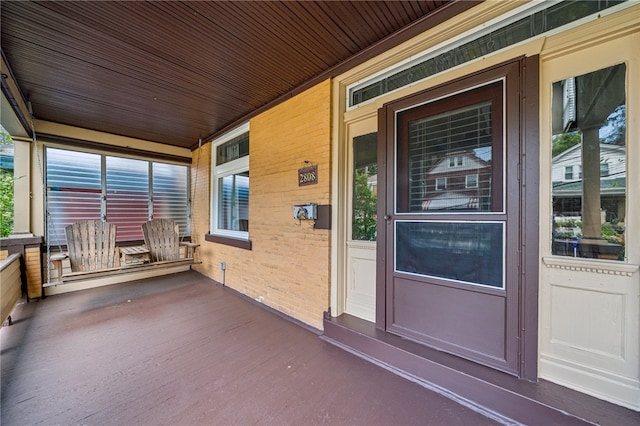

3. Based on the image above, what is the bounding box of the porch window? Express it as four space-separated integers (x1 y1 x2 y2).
46 148 102 244
211 124 250 239
152 162 189 232
106 156 149 241
45 147 189 245
352 132 377 241
551 63 626 261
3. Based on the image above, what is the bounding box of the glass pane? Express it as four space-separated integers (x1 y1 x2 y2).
153 163 189 236
350 0 626 107
218 171 249 232
106 157 149 241
396 221 504 288
551 64 626 261
352 133 377 241
46 148 102 245
216 133 249 166
402 100 495 213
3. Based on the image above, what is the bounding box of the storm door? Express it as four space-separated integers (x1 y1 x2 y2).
378 62 523 374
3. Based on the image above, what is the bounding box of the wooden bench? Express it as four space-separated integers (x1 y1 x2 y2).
50 219 199 285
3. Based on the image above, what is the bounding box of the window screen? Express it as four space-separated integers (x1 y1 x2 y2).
46 147 189 245
106 157 149 241
46 148 102 245
153 162 189 235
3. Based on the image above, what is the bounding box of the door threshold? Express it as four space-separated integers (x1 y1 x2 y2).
322 313 639 425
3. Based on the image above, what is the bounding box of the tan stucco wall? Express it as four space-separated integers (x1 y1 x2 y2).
193 80 332 330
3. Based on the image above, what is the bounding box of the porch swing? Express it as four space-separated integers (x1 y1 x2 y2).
42 138 202 287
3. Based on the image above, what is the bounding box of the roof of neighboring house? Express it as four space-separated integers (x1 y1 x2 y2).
427 151 490 175
552 142 625 163
0 154 13 171
552 177 626 196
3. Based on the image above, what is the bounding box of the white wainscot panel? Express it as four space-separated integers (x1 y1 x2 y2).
550 285 625 359
346 242 376 322
540 258 640 410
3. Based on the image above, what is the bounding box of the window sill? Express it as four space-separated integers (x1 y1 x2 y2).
204 233 252 250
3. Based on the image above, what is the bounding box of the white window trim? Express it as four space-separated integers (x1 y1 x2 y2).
210 122 250 240
436 177 447 191
564 165 574 181
346 0 633 110
466 173 478 189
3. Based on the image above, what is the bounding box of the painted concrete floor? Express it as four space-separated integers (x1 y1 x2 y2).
1 271 498 425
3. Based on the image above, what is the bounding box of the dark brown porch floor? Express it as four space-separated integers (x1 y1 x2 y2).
2 271 498 426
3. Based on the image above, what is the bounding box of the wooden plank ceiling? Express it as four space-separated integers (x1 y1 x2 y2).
1 1 468 149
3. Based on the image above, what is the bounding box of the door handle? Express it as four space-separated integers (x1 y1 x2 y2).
383 215 392 221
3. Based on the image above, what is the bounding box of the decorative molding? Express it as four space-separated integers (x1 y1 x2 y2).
542 257 639 277
346 240 377 250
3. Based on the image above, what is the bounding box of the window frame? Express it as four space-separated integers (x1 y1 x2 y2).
550 63 626 262
395 80 504 214
210 122 250 242
466 173 479 189
564 165 574 180
44 145 190 245
351 132 378 242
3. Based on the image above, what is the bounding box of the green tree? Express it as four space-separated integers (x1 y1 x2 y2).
1 126 13 145
0 171 13 237
352 170 377 241
552 131 581 157
0 126 14 237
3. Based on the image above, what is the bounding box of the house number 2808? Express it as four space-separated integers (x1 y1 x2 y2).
298 165 318 186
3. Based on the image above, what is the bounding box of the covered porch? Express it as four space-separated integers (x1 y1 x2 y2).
2 1 640 422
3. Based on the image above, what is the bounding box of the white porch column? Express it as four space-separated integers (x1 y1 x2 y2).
11 139 32 236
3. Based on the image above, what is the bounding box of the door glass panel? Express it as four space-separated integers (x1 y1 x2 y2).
551 64 626 261
395 221 504 288
352 133 378 241
397 82 502 213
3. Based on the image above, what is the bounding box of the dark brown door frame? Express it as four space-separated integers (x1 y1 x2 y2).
376 56 540 380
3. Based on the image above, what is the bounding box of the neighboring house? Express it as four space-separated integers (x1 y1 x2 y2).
367 174 377 196
552 142 625 185
421 151 491 211
552 142 626 217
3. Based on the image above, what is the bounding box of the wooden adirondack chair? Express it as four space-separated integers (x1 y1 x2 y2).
142 219 199 263
65 220 120 271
